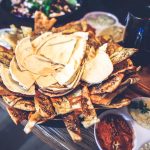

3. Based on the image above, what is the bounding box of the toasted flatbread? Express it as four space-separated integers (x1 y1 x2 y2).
39 88 73 97
0 83 17 96
34 92 56 118
24 112 48 134
110 47 137 65
3 95 35 111
91 73 124 94
51 97 72 115
6 107 28 125
34 11 57 33
63 112 82 142
81 86 99 128
90 77 139 105
104 98 131 109
0 64 35 95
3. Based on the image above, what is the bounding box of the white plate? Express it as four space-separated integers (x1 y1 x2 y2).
94 97 150 150
0 28 12 49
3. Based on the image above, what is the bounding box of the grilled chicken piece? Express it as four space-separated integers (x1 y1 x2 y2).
63 112 82 142
51 97 72 115
91 73 124 94
91 77 139 105
102 98 131 109
34 92 56 118
3 95 35 111
6 106 28 125
81 86 99 128
24 112 49 134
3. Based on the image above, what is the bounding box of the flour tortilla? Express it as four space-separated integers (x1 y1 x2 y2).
38 35 77 65
23 55 57 76
0 64 35 95
15 37 34 71
82 50 113 84
55 38 87 85
9 57 36 90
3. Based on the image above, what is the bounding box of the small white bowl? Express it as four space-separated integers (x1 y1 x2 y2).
83 11 119 30
94 108 137 150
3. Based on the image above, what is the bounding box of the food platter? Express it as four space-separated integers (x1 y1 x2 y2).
94 97 150 150
0 10 141 143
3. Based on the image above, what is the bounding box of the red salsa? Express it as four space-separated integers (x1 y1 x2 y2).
96 114 133 150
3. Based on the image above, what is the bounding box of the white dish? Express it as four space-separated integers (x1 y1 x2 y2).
94 97 150 150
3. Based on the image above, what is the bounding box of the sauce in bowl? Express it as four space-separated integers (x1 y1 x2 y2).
96 114 133 150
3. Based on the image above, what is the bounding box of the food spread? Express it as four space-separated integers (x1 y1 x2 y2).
0 12 140 142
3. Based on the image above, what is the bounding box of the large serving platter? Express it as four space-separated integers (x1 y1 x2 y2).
1 14 142 143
